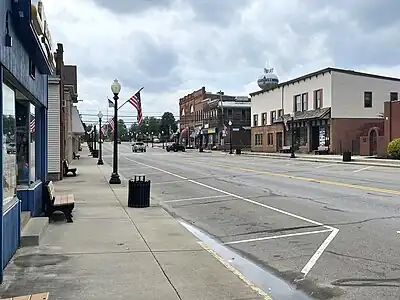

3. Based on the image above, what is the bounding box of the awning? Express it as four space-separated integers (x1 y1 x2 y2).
72 106 85 135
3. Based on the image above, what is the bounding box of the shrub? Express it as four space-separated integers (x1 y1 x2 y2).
387 138 400 159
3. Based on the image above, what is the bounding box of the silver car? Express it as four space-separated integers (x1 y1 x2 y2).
132 142 146 152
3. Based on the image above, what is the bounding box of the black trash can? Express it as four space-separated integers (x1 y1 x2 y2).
236 148 242 155
343 151 352 162
92 149 99 158
128 176 151 208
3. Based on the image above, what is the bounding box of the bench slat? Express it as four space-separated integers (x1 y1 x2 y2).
30 293 49 300
12 296 31 300
54 194 74 206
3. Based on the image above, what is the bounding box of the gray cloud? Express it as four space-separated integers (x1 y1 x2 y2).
91 0 174 15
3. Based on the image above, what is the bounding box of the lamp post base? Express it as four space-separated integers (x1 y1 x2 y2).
290 153 296 158
97 158 104 165
109 173 121 184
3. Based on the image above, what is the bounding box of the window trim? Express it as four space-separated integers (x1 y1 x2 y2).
254 133 263 146
314 89 323 109
301 93 308 111
267 133 274 145
294 94 302 112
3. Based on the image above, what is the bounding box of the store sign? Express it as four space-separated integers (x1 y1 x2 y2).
31 0 55 68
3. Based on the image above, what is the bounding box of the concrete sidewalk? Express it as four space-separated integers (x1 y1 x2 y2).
237 151 400 168
0 150 266 300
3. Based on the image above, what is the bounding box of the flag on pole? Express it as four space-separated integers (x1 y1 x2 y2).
30 118 35 133
108 117 115 131
101 125 107 137
108 98 114 108
128 89 143 125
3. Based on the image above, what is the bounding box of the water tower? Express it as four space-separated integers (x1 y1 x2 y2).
257 68 279 90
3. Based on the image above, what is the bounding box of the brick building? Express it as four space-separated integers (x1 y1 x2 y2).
179 88 251 148
251 67 400 155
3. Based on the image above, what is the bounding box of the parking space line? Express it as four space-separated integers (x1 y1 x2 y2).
124 156 339 277
152 180 188 185
224 229 333 245
353 166 374 173
164 195 229 203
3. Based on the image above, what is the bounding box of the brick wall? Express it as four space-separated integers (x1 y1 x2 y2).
384 100 400 143
251 124 284 152
330 118 384 154
179 87 206 130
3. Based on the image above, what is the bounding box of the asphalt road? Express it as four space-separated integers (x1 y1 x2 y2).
102 142 400 300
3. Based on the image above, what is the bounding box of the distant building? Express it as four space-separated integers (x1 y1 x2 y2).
250 67 400 155
179 88 251 149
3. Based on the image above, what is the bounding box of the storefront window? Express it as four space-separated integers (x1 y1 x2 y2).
30 104 37 183
3 83 17 201
16 101 30 185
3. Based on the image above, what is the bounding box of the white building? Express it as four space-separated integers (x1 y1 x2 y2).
250 67 400 155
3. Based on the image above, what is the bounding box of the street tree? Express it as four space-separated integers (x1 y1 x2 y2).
160 112 178 137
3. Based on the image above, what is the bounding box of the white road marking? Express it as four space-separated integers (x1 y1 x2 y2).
151 180 188 185
397 231 400 234
301 228 339 277
316 163 335 169
124 156 339 277
164 195 229 203
353 166 374 173
224 229 333 245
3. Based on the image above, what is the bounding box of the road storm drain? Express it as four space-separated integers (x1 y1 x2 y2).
180 220 315 300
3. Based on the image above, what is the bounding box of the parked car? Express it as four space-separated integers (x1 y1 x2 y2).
132 142 146 152
166 143 185 152
6 143 16 154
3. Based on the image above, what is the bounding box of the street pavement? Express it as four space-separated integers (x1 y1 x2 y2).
103 142 400 300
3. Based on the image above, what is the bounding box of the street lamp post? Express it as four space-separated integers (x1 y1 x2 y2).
93 126 97 151
162 130 165 149
290 112 296 158
151 131 154 147
109 79 121 184
146 132 149 146
97 111 104 165
228 120 233 154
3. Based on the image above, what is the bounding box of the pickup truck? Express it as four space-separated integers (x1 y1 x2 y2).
132 142 146 152
166 143 185 152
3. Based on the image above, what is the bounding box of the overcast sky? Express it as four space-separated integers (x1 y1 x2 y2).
45 0 400 126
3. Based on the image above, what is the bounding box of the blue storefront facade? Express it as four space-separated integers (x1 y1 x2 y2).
0 0 52 281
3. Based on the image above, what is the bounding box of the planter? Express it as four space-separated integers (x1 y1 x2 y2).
342 151 351 162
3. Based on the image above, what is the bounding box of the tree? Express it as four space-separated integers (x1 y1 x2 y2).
137 117 161 136
160 112 177 136
118 119 129 141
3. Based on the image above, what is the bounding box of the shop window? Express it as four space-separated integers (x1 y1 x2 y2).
16 101 30 185
255 133 263 146
3 83 17 202
267 133 274 145
30 104 38 182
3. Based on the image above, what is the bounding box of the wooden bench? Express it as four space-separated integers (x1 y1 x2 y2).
73 152 80 160
44 181 75 223
63 160 77 177
279 145 292 153
3 292 49 300
315 146 329 155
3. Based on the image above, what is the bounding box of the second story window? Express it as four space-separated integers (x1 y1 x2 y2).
302 93 308 111
390 92 398 102
294 95 302 112
278 109 284 118
271 110 277 123
314 89 323 109
261 113 266 125
227 109 233 119
364 91 372 108
253 114 258 127
29 58 36 79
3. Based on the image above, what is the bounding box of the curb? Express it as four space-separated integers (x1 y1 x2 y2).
238 153 400 168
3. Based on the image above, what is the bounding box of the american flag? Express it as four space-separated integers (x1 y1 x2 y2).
108 117 115 131
101 124 107 136
30 118 35 133
128 90 143 125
